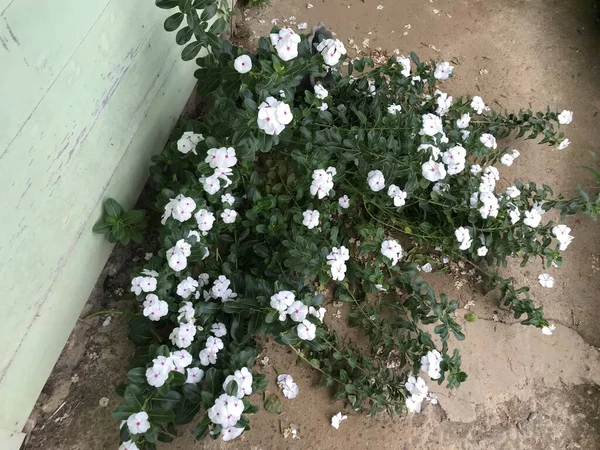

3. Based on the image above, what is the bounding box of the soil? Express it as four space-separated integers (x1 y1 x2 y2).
24 0 600 449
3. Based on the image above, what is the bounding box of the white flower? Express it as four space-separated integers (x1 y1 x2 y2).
171 350 193 369
477 246 488 256
130 276 150 296
381 239 403 266
505 186 521 198
220 193 235 206
234 54 252 73
470 164 482 175
396 56 411 77
162 194 197 224
143 294 169 321
178 302 195 323
442 146 466 166
302 209 320 229
558 110 573 125
277 374 299 399
257 97 285 136
405 396 423 413
461 130 471 141
127 412 150 435
221 426 245 441
471 96 486 114
221 208 238 224
177 277 199 299
287 301 309 322
318 102 329 111
338 195 350 209
456 113 471 128
211 275 237 301
418 144 441 161
509 207 521 224
314 83 328 99
276 102 293 125
177 131 204 155
198 273 210 288
327 246 350 281
432 182 449 194
205 147 237 169
375 284 387 292
500 153 515 166
434 61 453 80
455 227 472 251
146 365 169 387
270 27 301 61
199 348 217 366
542 324 556 335
435 90 453 116
552 224 574 251
388 185 407 206
119 440 139 450
297 319 316 340
223 368 253 398
405 376 429 402
538 273 555 288
186 367 204 384
209 394 244 428
309 306 326 322
422 160 447 182
169 323 197 349
270 290 295 320
557 138 570 150
419 113 444 136
367 169 386 191
331 412 348 429
523 208 542 228
317 38 347 66
194 209 215 232
420 350 442 380
387 103 402 115
310 169 334 199
480 133 497 149
446 162 465 176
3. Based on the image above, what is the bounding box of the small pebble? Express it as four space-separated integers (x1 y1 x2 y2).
99 397 110 407
527 412 537 421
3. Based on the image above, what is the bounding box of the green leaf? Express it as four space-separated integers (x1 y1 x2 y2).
183 383 202 403
156 0 179 8
121 210 146 225
263 391 282 414
145 425 159 443
92 220 112 234
127 367 147 385
147 408 176 423
182 40 204 61
195 415 211 440
251 373 268 393
111 404 139 420
164 12 185 32
225 379 239 396
124 385 146 408
104 198 123 217
170 371 187 386
176 26 194 45
200 4 217 21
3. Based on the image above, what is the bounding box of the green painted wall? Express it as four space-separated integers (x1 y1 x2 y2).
0 1 230 447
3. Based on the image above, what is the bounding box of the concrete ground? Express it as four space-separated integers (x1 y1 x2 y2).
25 0 600 449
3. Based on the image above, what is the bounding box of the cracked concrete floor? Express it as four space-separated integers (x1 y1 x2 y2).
26 0 600 449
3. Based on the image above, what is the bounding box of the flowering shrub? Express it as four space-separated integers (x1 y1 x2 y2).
109 3 600 448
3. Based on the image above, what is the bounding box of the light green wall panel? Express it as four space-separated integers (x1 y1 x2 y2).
0 1 232 447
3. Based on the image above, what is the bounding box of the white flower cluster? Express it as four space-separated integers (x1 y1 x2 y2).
420 349 442 380
166 239 192 272
142 294 168 321
177 131 204 155
387 184 407 206
270 28 301 61
552 224 574 250
200 147 238 195
269 290 318 340
145 349 199 387
405 376 436 413
208 393 245 441
310 167 336 199
396 55 411 77
169 321 197 349
381 239 403 266
162 193 196 224
210 275 237 302
367 169 385 192
454 226 472 251
130 274 157 295
277 374 299 399
316 38 347 66
257 96 293 136
434 89 453 116
327 246 350 281
223 367 253 398
500 149 520 166
302 209 320 229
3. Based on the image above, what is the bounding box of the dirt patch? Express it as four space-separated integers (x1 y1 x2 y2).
26 0 600 449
